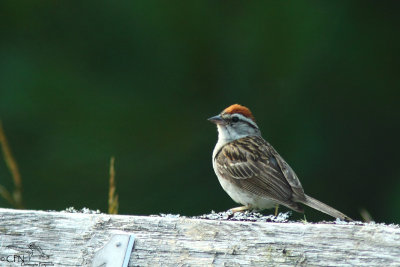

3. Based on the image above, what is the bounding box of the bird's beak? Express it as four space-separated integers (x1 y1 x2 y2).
208 115 226 125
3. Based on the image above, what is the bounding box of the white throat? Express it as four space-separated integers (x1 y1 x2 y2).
212 123 260 160
217 124 247 144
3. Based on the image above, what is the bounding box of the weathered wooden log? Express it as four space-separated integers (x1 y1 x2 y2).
0 208 399 266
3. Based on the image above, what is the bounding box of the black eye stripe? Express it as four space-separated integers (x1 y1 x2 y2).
223 114 257 129
246 121 257 129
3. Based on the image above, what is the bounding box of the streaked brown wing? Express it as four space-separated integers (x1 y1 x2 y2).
214 136 305 206
268 143 305 199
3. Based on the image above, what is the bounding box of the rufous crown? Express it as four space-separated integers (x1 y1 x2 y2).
222 104 255 122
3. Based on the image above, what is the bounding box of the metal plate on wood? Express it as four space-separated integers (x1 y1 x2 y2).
92 234 135 267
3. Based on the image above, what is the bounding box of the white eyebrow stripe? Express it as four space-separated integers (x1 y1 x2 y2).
233 113 259 129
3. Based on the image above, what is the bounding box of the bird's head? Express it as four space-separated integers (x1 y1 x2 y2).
208 104 260 143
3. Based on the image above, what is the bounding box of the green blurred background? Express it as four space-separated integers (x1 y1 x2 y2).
0 1 399 223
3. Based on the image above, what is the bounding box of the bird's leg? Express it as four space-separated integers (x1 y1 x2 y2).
274 204 279 216
230 205 250 213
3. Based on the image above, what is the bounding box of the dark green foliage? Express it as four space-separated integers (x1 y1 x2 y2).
0 1 399 222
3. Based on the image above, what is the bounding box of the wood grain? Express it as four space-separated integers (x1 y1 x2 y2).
0 208 399 266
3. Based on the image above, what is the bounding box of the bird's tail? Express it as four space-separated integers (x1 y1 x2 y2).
301 194 353 221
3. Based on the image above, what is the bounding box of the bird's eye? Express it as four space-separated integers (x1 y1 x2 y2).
232 116 239 123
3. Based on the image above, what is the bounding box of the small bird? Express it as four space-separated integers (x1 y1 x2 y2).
209 104 352 221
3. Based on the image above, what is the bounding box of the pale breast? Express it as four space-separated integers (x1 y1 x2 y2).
216 172 277 210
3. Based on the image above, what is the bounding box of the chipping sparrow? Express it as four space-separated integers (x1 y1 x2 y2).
209 104 352 221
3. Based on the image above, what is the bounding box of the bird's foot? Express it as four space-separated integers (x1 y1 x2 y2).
230 206 250 213
274 204 280 217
